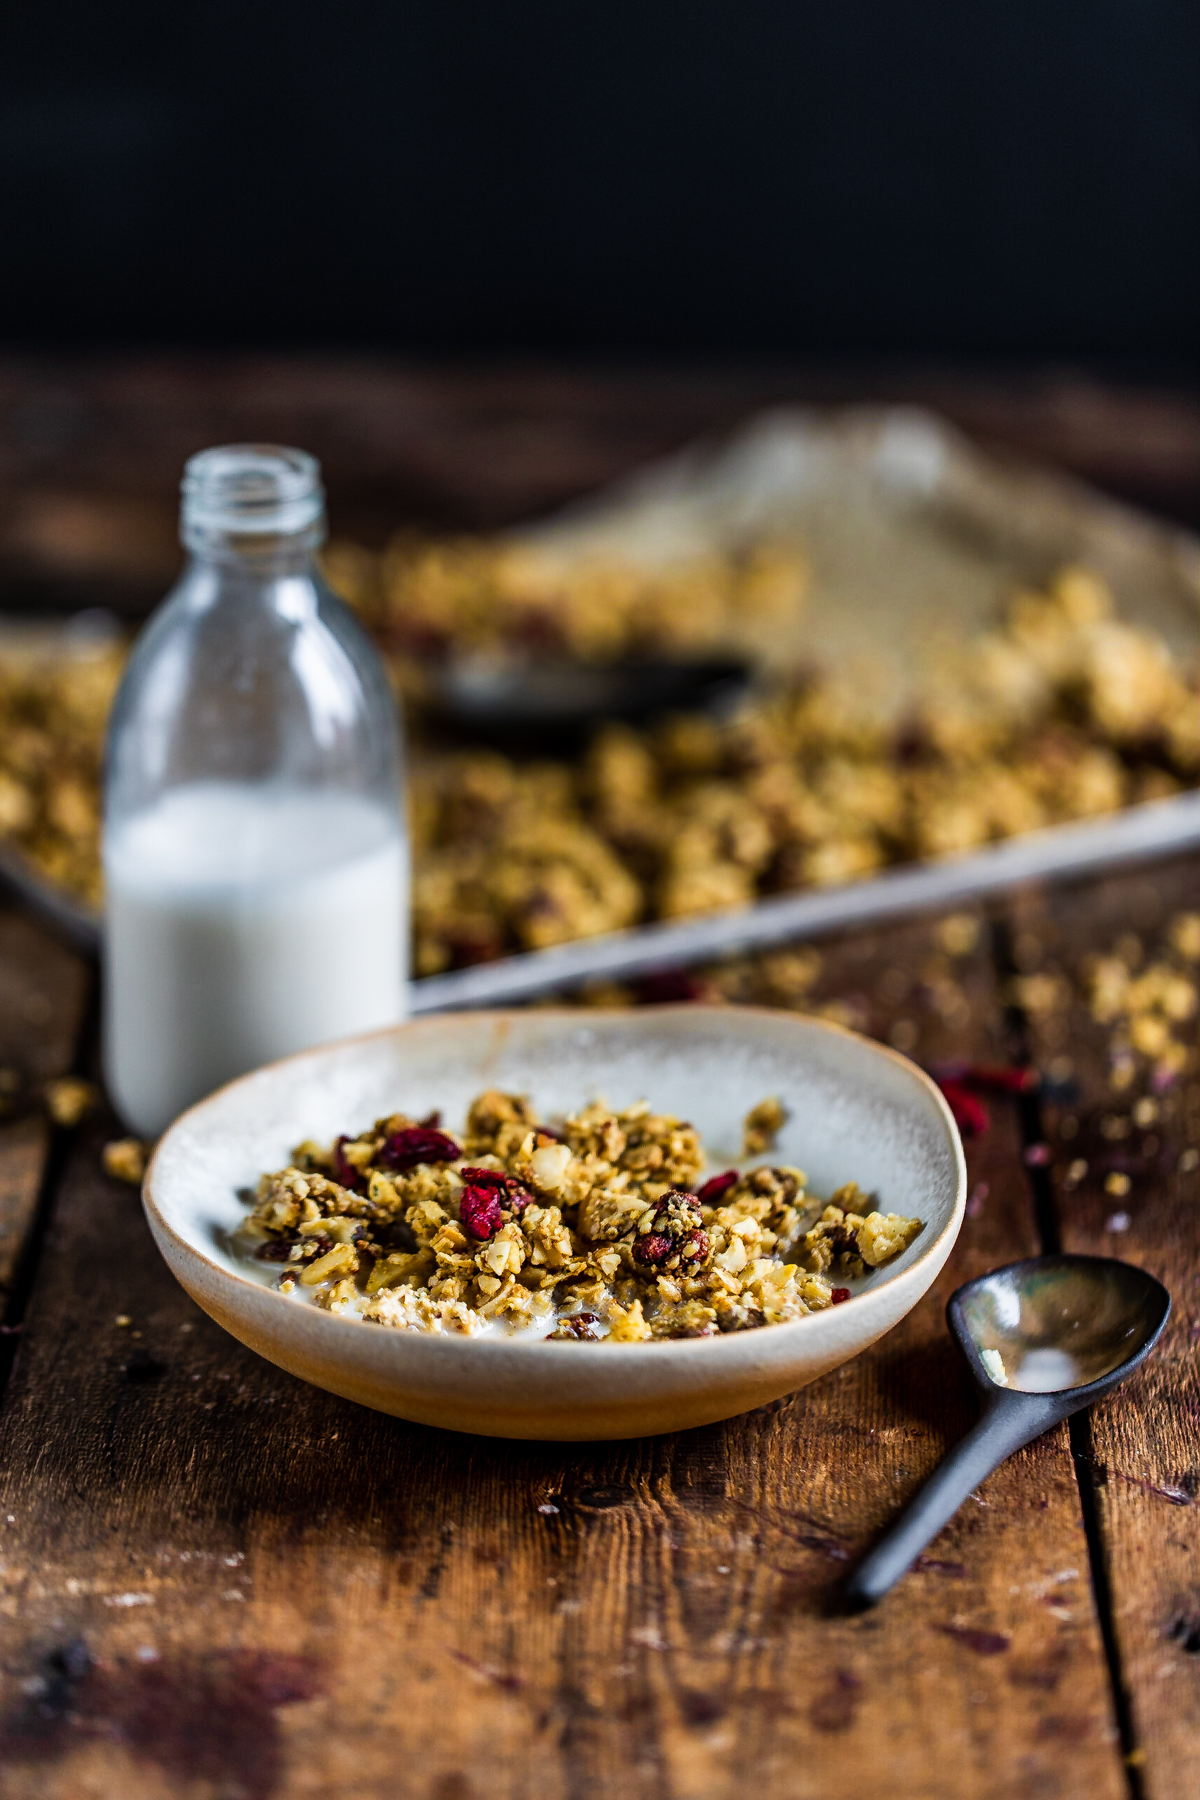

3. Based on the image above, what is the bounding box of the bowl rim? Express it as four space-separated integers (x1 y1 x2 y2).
142 1003 967 1359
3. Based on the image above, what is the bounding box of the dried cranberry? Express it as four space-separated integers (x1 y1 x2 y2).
458 1167 532 1239
459 1182 504 1240
633 1232 672 1266
931 1061 1037 1095
935 1079 990 1138
380 1127 462 1172
636 970 705 1005
696 1171 738 1206
831 1287 852 1305
680 1229 709 1262
332 1135 365 1191
458 1167 533 1212
257 1238 298 1263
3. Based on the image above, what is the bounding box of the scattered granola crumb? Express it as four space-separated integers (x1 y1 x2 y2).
1167 914 1200 962
103 1138 147 1185
44 1076 99 1128
743 1096 787 1157
937 913 981 958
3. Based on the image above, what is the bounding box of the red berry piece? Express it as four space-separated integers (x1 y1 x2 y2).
632 1232 672 1266
457 1167 535 1237
930 1061 1038 1095
459 1181 505 1240
380 1127 462 1172
831 1287 852 1305
935 1079 990 1138
458 1167 533 1210
696 1171 738 1206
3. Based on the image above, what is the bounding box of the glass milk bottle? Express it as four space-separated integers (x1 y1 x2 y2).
103 445 408 1139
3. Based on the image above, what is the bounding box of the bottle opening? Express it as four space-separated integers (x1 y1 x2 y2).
181 444 325 540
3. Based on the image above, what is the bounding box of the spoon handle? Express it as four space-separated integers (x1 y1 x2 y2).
843 1396 1058 1608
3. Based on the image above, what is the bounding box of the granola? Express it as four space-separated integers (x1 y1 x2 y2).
326 534 809 667
1 562 1195 969
238 1094 923 1339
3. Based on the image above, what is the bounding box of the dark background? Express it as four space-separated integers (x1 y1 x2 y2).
1 0 1197 370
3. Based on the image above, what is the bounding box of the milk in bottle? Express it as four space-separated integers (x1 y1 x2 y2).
103 445 408 1139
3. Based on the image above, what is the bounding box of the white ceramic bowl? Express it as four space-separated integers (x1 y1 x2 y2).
144 1006 965 1440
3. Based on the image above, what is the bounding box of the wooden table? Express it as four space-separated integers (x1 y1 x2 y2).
0 363 1196 1798
0 853 1194 1799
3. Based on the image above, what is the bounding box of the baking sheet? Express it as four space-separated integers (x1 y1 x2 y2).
2 406 1197 978
409 792 1200 1012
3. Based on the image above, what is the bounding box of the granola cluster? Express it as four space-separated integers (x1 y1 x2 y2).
410 567 1198 972
0 638 120 907
239 1092 923 1340
1084 911 1200 1093
0 561 1194 970
324 535 808 667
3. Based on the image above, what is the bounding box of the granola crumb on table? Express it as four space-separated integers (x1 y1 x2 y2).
239 1092 923 1341
103 1137 148 1185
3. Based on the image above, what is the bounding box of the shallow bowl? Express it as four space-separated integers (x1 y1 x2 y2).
144 1006 966 1440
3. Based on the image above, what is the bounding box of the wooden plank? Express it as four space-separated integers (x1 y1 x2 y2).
0 909 1124 1798
0 908 90 1316
1013 853 1200 1800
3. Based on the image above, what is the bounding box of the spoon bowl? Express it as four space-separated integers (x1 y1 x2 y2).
951 1254 1171 1397
844 1254 1170 1608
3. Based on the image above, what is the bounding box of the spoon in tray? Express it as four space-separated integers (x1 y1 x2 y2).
843 1254 1171 1610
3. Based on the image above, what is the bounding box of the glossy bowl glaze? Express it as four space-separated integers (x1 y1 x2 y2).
144 1006 966 1440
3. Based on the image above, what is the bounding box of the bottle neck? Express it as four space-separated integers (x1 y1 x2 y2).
179 444 326 573
181 518 325 574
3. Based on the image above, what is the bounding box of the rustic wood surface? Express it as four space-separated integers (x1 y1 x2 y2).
1014 855 1200 1800
0 912 89 1316
0 889 1181 1800
0 364 1195 1796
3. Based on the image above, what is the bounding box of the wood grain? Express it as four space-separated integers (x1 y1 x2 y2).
0 908 1125 1799
1014 854 1200 1800
0 909 90 1315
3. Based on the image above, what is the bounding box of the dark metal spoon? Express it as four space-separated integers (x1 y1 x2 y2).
843 1254 1170 1609
423 652 753 748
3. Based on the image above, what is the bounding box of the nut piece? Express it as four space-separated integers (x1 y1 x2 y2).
856 1211 924 1266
